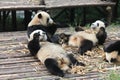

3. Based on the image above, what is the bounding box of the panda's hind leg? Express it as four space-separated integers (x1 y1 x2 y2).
44 58 64 77
79 39 93 55
67 54 85 66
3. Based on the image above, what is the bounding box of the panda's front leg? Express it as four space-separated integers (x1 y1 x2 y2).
44 58 64 77
67 54 85 66
79 39 93 55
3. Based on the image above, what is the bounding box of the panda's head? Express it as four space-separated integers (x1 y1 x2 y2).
29 30 47 41
90 20 107 45
28 11 54 27
58 33 70 45
90 20 106 32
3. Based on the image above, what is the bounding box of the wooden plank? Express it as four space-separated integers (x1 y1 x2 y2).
0 57 38 64
0 5 45 11
0 62 41 69
0 64 46 75
0 71 50 80
45 0 116 9
14 76 61 80
0 52 30 59
0 44 26 50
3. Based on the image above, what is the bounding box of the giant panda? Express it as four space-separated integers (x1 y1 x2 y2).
68 20 107 55
50 33 71 45
27 11 69 42
27 11 55 41
27 30 85 77
103 40 120 63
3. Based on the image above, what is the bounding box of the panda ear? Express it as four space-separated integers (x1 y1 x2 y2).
105 22 108 27
100 19 108 27
38 13 42 19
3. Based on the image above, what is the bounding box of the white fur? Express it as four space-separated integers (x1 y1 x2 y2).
68 31 98 47
28 11 53 27
105 51 118 63
90 20 105 31
37 42 70 71
29 30 47 41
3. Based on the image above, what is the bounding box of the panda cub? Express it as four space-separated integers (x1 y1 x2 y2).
27 11 57 41
68 20 107 55
27 11 69 42
50 33 71 45
28 30 85 77
104 40 120 63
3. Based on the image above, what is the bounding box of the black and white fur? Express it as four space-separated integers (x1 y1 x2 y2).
27 11 55 41
50 33 71 45
28 31 85 77
27 11 69 42
104 40 120 63
68 20 107 55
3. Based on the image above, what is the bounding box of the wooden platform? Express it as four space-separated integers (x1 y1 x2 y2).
0 29 120 80
0 0 116 10
45 0 115 9
0 0 116 31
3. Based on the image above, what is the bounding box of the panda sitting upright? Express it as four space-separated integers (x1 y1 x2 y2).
27 11 69 42
27 11 56 41
68 20 107 55
27 30 85 77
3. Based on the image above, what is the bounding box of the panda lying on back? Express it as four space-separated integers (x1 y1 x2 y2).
27 30 85 77
68 20 107 55
27 11 69 42
104 40 120 63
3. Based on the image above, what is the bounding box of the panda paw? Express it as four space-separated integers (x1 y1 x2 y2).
76 62 85 66
56 71 64 77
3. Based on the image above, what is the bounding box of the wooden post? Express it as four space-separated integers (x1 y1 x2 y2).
112 0 119 20
81 7 86 26
3 11 6 31
0 11 1 23
0 11 1 30
70 8 75 24
106 6 112 25
12 10 17 31
24 10 32 30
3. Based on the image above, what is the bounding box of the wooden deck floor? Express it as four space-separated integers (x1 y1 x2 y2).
0 30 120 80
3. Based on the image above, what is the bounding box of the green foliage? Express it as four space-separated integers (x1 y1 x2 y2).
103 70 120 80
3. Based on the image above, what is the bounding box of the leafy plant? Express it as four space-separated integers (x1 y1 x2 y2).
103 70 120 80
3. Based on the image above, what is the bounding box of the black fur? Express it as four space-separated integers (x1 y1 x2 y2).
27 25 57 41
38 13 42 19
27 23 69 42
104 40 120 54
50 33 70 45
27 25 46 38
96 27 107 45
58 33 70 45
67 54 85 66
50 34 60 44
104 58 117 63
28 33 41 56
79 39 93 55
45 58 64 77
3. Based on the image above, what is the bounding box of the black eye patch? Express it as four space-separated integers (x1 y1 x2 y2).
47 18 49 23
38 13 42 19
97 23 99 27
